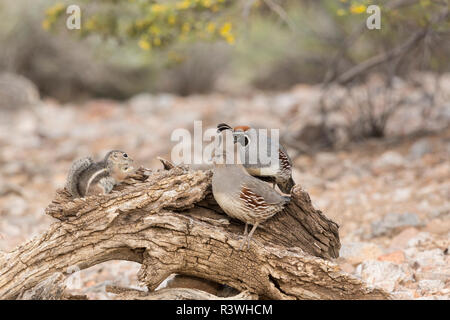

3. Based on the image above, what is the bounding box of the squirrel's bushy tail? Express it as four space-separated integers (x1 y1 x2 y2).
65 157 93 197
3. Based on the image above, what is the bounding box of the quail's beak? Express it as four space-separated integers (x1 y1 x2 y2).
233 132 245 145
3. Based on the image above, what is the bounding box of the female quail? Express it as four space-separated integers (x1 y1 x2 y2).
212 130 290 250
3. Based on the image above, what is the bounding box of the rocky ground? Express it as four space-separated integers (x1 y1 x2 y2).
0 73 449 299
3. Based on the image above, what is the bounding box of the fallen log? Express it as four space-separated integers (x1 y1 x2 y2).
0 166 390 300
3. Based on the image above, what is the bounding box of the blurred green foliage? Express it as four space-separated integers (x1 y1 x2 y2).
0 0 448 100
44 0 237 48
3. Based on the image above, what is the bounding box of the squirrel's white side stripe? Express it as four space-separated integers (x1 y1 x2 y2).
85 168 108 194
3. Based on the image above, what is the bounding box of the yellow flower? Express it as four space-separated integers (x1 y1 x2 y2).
136 20 145 29
153 37 161 46
182 22 191 33
252 0 261 7
202 0 212 8
225 34 235 45
350 4 367 14
151 4 167 13
149 25 161 35
206 22 216 33
45 3 64 17
138 38 151 51
220 22 232 37
42 20 51 30
85 19 96 31
337 9 346 16
176 0 191 10
168 15 176 25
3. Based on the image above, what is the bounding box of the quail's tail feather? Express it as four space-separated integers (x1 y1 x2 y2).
65 157 93 197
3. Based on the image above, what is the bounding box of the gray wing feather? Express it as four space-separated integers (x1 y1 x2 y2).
242 176 287 205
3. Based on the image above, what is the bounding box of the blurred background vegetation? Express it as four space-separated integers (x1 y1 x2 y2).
0 0 448 102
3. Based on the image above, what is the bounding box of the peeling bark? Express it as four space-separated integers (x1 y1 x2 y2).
0 167 391 300
106 285 257 300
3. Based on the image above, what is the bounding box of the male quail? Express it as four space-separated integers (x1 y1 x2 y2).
217 123 295 194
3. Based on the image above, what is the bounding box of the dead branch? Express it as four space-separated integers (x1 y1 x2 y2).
322 0 422 84
106 285 257 300
335 9 449 85
0 167 390 300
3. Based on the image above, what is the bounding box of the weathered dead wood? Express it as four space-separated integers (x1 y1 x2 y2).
18 273 66 300
106 285 257 300
0 167 391 300
17 272 87 300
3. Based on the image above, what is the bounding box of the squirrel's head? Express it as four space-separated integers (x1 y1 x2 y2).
105 150 134 176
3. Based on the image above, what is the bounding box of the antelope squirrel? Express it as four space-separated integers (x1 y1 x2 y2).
65 150 134 198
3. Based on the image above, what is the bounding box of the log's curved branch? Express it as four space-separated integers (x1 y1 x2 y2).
0 167 390 300
106 286 257 300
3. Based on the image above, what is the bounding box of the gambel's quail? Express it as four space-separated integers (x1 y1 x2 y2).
212 130 290 250
217 123 295 194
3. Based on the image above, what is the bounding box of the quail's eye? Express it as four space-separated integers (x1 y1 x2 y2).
123 153 128 158
235 133 250 147
243 135 250 147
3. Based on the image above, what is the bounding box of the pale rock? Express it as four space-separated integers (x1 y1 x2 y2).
3 196 28 216
411 249 446 268
393 188 412 202
2 162 24 175
338 261 355 274
407 232 432 248
371 213 422 237
424 219 450 235
408 139 433 160
315 152 337 166
0 73 40 109
271 93 297 115
377 250 406 264
415 296 442 300
374 151 405 169
339 242 383 265
390 228 420 249
418 280 445 294
356 260 411 292
392 290 415 300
